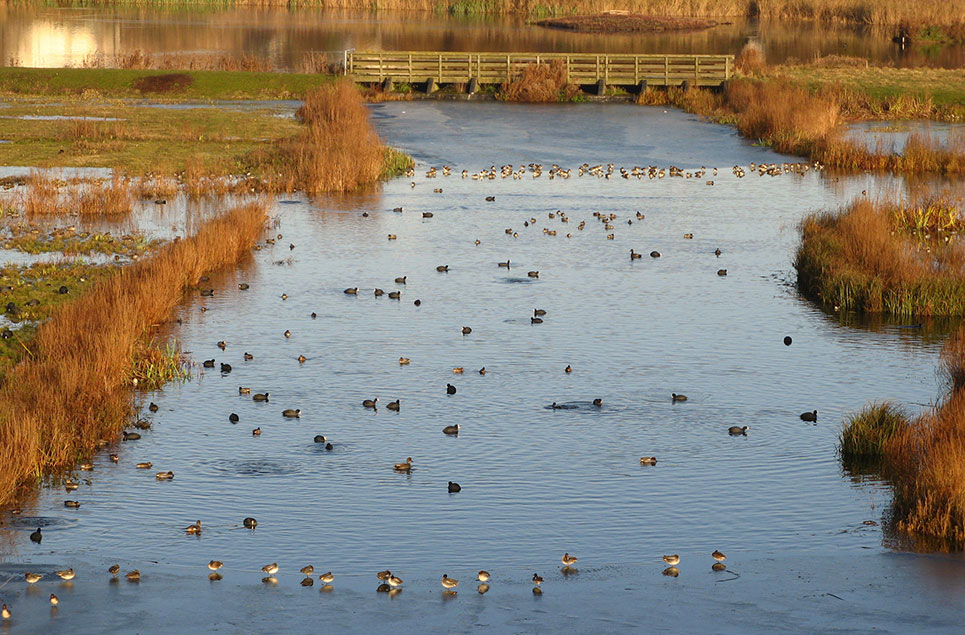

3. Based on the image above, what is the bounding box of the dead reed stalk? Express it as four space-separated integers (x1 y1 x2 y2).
0 200 268 506
20 172 136 217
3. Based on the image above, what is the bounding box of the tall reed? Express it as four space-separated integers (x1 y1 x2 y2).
0 200 268 506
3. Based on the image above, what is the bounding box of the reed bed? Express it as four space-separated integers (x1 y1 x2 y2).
19 172 135 217
500 60 580 103
840 401 908 465
0 200 268 506
250 79 405 194
795 197 965 317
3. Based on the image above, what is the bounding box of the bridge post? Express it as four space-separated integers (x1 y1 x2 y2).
637 79 648 95
467 77 478 95
381 77 393 92
425 77 437 94
595 79 606 96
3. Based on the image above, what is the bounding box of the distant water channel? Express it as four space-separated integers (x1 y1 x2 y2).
2 6 963 69
1 102 964 631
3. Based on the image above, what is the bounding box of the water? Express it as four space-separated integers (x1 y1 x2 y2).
2 6 963 70
1 102 964 631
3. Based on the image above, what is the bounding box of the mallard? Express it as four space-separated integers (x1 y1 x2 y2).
377 570 392 581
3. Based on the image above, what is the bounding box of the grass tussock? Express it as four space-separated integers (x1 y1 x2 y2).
0 200 268 506
129 340 190 390
20 172 135 217
500 60 580 103
249 79 408 194
795 197 965 316
840 401 908 465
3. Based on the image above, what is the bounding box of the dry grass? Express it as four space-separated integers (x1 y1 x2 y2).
19 172 135 217
735 42 766 75
500 60 580 103
0 200 268 506
536 13 719 33
795 197 965 316
84 50 274 73
248 79 391 194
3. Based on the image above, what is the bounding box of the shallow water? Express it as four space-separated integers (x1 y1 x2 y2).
1 102 964 631
2 7 962 69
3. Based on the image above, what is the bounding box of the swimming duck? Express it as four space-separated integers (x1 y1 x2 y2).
717 269 727 276
123 431 141 441
252 428 261 436
650 251 660 258
728 426 748 435
477 571 491 582
498 260 510 268
80 462 94 470
325 442 334 450
441 574 459 589
436 265 449 272
565 364 572 373
239 386 251 394
683 233 694 239
149 402 159 412
386 400 400 411
374 288 384 296
461 327 471 335
55 568 75 580
531 317 543 324
447 384 457 395
485 196 495 202
221 363 232 373
448 481 461 493
377 570 392 581
532 573 543 586
344 288 358 295
64 500 80 508
314 435 326 443
784 336 792 346
282 409 301 418
395 276 407 284
800 410 817 422
244 517 258 529
534 308 546 316
284 330 291 338
363 398 378 408
156 471 174 480
185 521 202 535
125 570 140 581
209 561 223 571
388 291 401 299
30 527 42 543
399 357 411 365
561 553 578 566
662 554 680 566
202 359 215 368
319 572 334 583
2 604 9 619
25 572 43 584
49 593 59 606
593 398 603 407
443 424 459 435
110 453 119 462
65 480 78 491
479 367 486 375
714 248 722 257
640 456 658 465
262 563 279 575
109 564 120 575
671 393 687 402
453 367 464 374
136 462 153 469
239 283 250 290
712 550 726 562
217 341 227 351
394 458 413 471
630 249 642 260
298 355 307 363
253 393 269 402
388 575 403 587
423 212 434 218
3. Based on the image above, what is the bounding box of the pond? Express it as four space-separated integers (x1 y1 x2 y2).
2 6 963 70
0 102 963 631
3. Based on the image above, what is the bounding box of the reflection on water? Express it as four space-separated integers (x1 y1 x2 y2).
2 6 963 70
1 102 964 630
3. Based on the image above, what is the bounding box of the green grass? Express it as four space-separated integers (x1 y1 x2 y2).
0 67 337 101
2 227 159 256
129 339 190 390
840 401 908 464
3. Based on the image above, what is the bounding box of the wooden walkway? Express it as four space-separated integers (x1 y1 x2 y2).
345 51 734 88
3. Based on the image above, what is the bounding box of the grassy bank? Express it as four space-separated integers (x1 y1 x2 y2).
840 330 965 550
0 200 268 506
795 197 965 317
15 1 965 31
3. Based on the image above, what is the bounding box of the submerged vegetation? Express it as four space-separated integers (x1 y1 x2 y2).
0 200 268 506
795 197 965 317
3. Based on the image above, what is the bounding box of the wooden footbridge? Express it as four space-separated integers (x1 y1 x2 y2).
345 51 734 93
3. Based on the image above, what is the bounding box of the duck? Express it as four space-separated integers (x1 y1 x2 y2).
314 435 326 443
220 363 232 373
185 521 202 535
325 442 334 450
125 570 141 581
565 364 572 373
202 359 215 368
253 392 270 402
262 563 279 575
25 572 43 584
453 367 464 374
443 424 459 435
662 554 680 566
148 402 159 412
252 428 261 436
561 553 578 566
441 574 458 589
630 249 642 260
110 453 119 462
498 260 510 268
300 565 314 575
478 367 486 375
156 471 175 480
362 398 378 408
49 593 59 606
650 251 661 258
239 386 251 395
284 330 291 338
388 575 403 587
712 550 726 562
640 456 658 465
717 269 728 276
388 291 401 299
243 517 258 529
109 564 120 575
712 562 727 571
64 500 80 508
244 352 254 360
386 400 400 411
377 570 392 581
671 393 687 402
209 561 224 571
448 481 461 493
239 283 250 290
592 398 603 407
394 458 413 472
715 248 722 257
447 384 457 395
436 265 449 272
534 308 546 316
532 573 544 586
55 568 75 581
531 317 543 324
399 357 411 365
319 571 334 583
30 527 42 543
282 409 301 418
123 431 141 441
395 276 407 284
2 605 10 619
298 355 307 363
136 462 153 469
344 287 358 295
374 288 384 297
800 410 818 422
477 570 491 582
216 341 227 351
728 426 749 435
683 233 694 239
784 336 792 346
461 326 472 335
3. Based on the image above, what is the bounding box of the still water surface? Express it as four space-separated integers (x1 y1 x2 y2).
2 6 962 69
1 102 964 631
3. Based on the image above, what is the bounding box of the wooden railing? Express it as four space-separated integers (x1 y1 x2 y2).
345 51 733 87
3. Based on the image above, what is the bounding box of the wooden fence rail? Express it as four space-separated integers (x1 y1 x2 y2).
345 51 733 88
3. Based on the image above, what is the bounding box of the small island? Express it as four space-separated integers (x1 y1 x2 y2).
536 12 721 34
